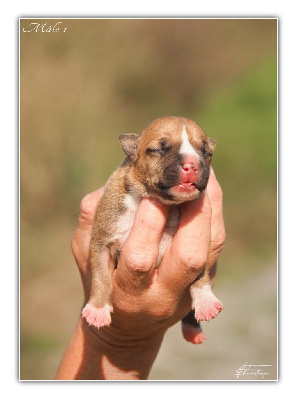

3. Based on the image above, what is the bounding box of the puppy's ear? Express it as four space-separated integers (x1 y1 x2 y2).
207 137 217 153
118 134 139 158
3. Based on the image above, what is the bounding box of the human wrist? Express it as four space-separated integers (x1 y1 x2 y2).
81 317 165 380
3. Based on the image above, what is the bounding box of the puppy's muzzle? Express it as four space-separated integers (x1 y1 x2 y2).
179 155 199 185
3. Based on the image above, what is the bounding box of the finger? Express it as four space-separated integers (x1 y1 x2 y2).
207 168 225 240
71 187 104 272
206 168 226 264
116 197 168 290
77 187 105 231
158 191 212 295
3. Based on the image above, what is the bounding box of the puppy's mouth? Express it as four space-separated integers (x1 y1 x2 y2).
151 159 209 203
172 181 199 193
172 166 200 193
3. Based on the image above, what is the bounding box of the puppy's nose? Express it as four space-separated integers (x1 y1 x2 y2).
182 155 199 173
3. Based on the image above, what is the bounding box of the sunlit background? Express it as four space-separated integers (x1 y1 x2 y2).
20 18 277 380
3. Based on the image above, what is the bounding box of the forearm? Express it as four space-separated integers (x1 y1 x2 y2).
55 317 99 380
55 317 164 380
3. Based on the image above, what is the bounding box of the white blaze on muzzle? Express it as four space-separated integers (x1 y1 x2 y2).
179 125 199 160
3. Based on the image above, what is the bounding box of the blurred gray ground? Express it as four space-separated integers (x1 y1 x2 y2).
149 262 277 380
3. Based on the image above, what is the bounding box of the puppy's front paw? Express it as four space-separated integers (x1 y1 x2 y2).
82 303 113 329
193 295 223 322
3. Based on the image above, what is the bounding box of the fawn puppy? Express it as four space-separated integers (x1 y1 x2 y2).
82 116 223 344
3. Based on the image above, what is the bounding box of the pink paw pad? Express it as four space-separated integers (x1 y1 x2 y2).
194 298 223 322
82 303 113 329
182 324 207 344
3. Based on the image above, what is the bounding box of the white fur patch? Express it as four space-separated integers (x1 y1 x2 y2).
124 190 140 211
113 191 141 247
179 125 199 160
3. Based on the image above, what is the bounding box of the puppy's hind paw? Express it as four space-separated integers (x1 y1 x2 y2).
193 295 223 322
182 323 207 344
82 303 113 329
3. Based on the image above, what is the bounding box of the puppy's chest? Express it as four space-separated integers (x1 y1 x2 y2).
111 191 180 263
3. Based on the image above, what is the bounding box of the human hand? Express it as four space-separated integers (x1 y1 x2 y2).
72 167 225 332
63 167 225 379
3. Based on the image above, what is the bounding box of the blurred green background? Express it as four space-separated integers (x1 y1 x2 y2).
20 18 277 380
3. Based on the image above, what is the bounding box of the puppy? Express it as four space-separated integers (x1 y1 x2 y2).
82 116 223 344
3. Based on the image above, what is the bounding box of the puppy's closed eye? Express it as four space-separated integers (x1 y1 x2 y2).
146 140 171 156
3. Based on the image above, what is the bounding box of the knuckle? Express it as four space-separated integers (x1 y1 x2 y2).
123 240 159 273
213 228 226 248
210 238 226 258
189 257 208 272
180 253 207 273
125 251 157 273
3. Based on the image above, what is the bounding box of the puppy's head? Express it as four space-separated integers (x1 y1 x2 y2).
119 116 216 204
